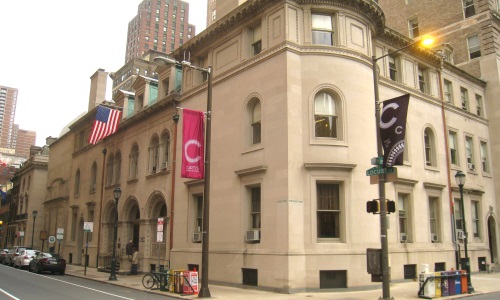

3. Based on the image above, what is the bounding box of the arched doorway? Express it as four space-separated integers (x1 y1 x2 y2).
145 192 168 271
487 215 498 264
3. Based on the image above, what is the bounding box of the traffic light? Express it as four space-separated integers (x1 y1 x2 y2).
366 199 380 214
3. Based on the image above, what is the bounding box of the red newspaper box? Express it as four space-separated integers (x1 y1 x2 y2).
183 271 199 295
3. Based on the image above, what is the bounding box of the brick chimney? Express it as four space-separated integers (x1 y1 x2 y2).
88 68 109 112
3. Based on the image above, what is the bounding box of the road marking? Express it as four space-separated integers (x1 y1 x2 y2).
0 288 21 300
44 276 136 299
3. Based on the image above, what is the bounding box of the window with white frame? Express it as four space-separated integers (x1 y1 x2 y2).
195 195 203 233
449 131 459 166
460 87 469 111
249 99 261 145
444 79 453 103
476 94 483 117
471 200 480 238
467 35 481 59
90 162 97 193
429 197 440 242
317 183 341 239
463 0 475 18
465 136 475 170
161 132 170 170
129 144 139 180
388 54 400 82
418 66 428 93
424 128 436 167
398 193 411 242
314 91 339 139
480 141 489 173
408 18 419 38
149 136 160 174
249 186 261 230
251 23 262 56
312 14 334 45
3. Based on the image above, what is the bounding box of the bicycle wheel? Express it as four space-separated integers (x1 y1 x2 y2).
142 274 156 289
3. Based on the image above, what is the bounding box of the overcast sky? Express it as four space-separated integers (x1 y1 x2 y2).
0 0 206 146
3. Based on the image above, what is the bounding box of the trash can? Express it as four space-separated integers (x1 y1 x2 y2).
183 271 199 295
434 272 442 297
454 270 461 295
440 271 449 296
448 271 456 296
460 270 468 294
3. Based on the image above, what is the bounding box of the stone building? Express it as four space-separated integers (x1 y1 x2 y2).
45 0 498 292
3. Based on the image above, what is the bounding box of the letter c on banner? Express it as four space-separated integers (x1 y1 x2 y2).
380 102 400 129
185 139 201 163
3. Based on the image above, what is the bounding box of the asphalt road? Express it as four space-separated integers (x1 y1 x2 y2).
468 291 500 299
0 264 175 300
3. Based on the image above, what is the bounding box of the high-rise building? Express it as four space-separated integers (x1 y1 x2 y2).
125 0 196 64
14 128 36 158
0 86 18 150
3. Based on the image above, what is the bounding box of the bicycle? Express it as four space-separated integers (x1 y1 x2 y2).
142 272 161 289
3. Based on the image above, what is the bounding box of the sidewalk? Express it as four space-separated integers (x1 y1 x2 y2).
64 264 500 299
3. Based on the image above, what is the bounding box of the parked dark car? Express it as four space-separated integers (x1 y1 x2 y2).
0 249 9 263
4 246 31 266
29 252 66 275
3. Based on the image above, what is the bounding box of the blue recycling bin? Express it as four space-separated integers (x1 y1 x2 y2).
454 271 462 294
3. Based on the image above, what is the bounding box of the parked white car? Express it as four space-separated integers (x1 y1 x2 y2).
13 249 39 269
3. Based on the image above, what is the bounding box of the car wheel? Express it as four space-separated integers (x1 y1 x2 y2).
60 270 65 275
34 264 41 274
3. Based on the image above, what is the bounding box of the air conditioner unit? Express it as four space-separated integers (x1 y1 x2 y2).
468 163 475 170
193 232 202 243
246 230 260 242
400 233 408 243
161 162 167 170
431 234 438 243
457 230 465 240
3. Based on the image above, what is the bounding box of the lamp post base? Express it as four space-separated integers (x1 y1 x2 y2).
108 259 117 281
198 287 211 298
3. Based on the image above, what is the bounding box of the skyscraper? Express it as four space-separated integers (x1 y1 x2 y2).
125 0 195 64
14 127 36 158
0 85 18 150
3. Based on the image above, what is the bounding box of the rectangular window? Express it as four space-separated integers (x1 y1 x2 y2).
429 197 439 242
449 131 459 166
465 136 475 169
480 141 489 173
471 201 480 238
444 79 453 103
317 183 340 239
195 195 203 233
251 24 262 56
467 35 481 59
250 187 261 230
455 198 463 231
388 54 399 81
475 94 483 117
418 66 427 93
408 18 419 38
398 194 410 242
312 14 334 45
460 87 469 110
463 0 475 18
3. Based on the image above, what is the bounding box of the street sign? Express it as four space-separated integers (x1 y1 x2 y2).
157 231 163 242
371 156 384 166
48 236 56 243
83 222 94 232
366 167 395 176
18 231 24 237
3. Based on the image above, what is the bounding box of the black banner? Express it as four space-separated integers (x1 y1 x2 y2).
380 94 410 167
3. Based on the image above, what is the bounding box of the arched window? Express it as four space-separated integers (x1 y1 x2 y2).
74 169 81 196
129 144 139 180
314 92 338 138
106 153 114 186
149 135 160 173
114 151 122 184
424 127 436 167
249 99 261 145
161 132 170 170
90 162 97 193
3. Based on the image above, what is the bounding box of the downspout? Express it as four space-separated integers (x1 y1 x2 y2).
436 53 459 269
169 111 180 252
96 148 107 267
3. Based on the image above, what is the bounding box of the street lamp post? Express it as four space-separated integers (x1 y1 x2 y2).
31 210 37 249
455 171 474 293
371 36 434 300
154 56 212 297
109 187 121 281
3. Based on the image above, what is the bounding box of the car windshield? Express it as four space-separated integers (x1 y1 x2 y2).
26 250 38 256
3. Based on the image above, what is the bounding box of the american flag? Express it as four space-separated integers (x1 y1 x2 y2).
88 106 122 144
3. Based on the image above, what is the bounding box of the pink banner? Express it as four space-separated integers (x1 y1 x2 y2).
181 109 205 179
